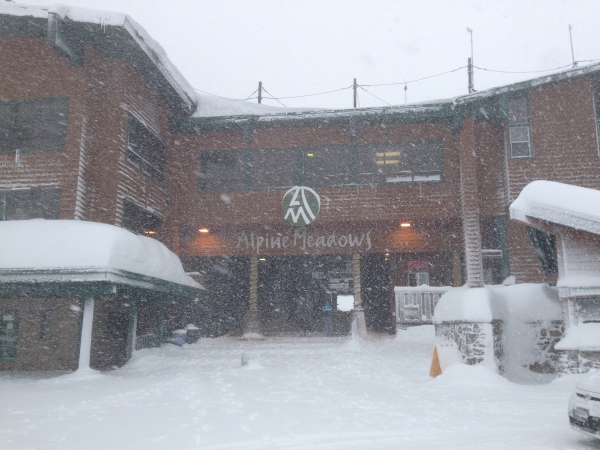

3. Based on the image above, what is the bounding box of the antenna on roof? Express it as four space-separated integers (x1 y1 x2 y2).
569 25 577 68
467 28 475 93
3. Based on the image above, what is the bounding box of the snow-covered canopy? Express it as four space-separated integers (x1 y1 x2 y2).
0 3 197 114
555 322 600 351
434 284 561 323
510 180 600 236
0 219 201 290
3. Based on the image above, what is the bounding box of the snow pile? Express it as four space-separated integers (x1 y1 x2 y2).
510 180 600 236
193 93 319 118
0 219 201 288
555 323 600 351
434 283 561 324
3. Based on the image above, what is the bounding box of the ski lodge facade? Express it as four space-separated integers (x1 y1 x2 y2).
1 4 600 349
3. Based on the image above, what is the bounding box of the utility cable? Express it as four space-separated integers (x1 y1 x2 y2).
261 86 287 107
358 85 391 106
360 66 467 88
473 63 574 74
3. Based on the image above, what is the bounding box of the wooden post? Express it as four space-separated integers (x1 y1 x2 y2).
258 81 263 104
353 78 357 108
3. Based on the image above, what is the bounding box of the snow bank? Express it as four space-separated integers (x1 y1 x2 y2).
510 180 600 236
433 287 494 322
555 323 600 351
434 284 561 323
0 219 201 289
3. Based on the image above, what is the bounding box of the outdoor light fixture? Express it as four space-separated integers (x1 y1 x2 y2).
198 228 210 233
259 257 266 261
144 230 157 235
306 153 314 157
400 222 412 228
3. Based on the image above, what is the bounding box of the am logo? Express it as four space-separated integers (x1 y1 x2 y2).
281 186 321 227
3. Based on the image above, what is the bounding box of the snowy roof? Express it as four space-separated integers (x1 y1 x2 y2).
555 322 600 351
193 94 321 118
0 219 202 290
510 181 600 236
434 284 561 323
0 3 197 115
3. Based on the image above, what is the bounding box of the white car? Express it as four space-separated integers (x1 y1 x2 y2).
568 371 600 438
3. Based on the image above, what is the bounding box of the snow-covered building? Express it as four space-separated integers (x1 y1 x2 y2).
1 3 600 340
510 181 600 373
0 220 203 371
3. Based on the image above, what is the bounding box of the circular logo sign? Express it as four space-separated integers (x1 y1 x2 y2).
282 186 321 227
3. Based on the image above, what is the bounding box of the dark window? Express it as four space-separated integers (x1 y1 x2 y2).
40 310 53 341
250 148 297 189
0 311 18 362
13 98 68 151
302 145 351 187
198 150 246 192
0 188 60 221
0 102 14 152
508 97 532 158
526 227 558 275
121 198 163 237
358 140 443 185
579 298 600 322
126 115 166 184
0 98 68 153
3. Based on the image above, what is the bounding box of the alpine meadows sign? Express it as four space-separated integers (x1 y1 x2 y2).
282 186 320 226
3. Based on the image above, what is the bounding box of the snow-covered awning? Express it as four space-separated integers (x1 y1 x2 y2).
555 322 600 351
509 180 600 236
0 220 202 294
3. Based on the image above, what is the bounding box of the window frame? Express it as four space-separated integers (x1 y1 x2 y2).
357 140 444 186
508 96 533 158
125 114 166 185
0 188 61 221
0 97 69 153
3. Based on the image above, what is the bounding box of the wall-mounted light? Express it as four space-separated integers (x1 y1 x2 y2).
259 257 266 261
198 228 210 233
400 222 412 228
144 230 157 235
306 153 314 157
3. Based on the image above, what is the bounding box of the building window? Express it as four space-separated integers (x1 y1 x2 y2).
39 310 53 341
198 149 246 192
121 198 163 237
0 188 60 221
302 145 351 187
0 311 18 362
250 148 297 189
0 97 68 153
526 227 558 275
357 140 443 185
409 272 429 287
125 115 166 184
578 298 600 323
508 97 532 158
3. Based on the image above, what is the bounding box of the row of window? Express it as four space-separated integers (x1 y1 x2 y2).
198 140 444 192
0 189 60 221
0 98 68 153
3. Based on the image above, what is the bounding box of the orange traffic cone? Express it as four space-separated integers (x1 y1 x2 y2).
429 345 442 378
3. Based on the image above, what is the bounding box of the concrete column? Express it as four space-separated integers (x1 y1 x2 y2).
78 296 94 371
351 253 367 337
242 255 263 339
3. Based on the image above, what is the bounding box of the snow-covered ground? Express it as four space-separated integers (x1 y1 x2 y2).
0 326 596 449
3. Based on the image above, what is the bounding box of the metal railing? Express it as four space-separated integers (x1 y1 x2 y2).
394 286 450 325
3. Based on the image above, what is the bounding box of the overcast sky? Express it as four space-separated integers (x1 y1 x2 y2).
25 0 600 110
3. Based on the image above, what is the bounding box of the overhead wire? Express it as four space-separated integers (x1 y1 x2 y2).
260 86 287 107
358 85 391 106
